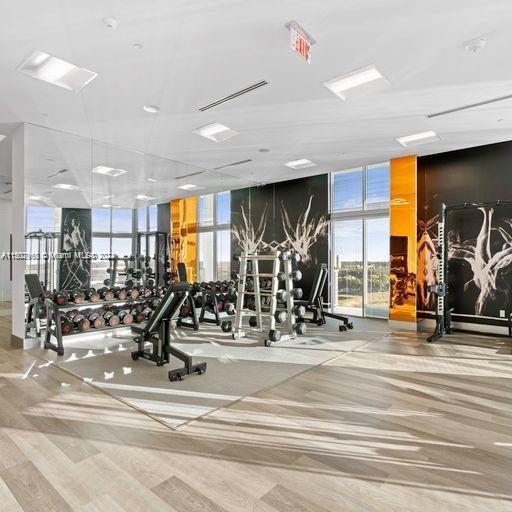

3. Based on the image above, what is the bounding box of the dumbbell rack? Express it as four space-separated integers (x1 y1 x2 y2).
43 296 154 356
231 250 297 346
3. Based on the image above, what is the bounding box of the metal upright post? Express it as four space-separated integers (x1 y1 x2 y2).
233 252 247 338
284 256 296 338
252 256 263 331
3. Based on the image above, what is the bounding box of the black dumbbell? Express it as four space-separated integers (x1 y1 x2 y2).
59 314 73 334
289 252 301 263
268 329 281 342
72 314 90 332
89 311 106 329
118 310 133 325
69 290 85 304
291 288 303 300
290 270 302 281
294 305 306 317
274 310 288 323
276 289 288 302
84 288 100 302
102 310 120 327
295 322 307 335
54 291 67 306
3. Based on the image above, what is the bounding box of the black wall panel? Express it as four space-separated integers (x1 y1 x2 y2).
231 174 329 298
418 140 512 323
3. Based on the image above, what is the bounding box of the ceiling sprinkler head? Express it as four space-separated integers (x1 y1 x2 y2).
103 17 119 30
464 37 486 52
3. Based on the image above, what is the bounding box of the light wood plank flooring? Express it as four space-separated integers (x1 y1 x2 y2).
1 316 511 511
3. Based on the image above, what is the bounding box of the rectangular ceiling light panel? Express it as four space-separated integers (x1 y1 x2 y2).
53 183 78 190
17 50 98 93
92 166 127 177
284 158 316 169
177 183 202 190
192 123 238 142
136 194 155 200
396 130 440 147
323 65 390 101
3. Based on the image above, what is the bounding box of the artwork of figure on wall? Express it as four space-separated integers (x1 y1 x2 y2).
59 208 92 290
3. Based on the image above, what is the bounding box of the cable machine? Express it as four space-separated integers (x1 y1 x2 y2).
25 230 59 292
428 200 512 342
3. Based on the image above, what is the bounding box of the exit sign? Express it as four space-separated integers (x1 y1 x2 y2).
286 21 315 63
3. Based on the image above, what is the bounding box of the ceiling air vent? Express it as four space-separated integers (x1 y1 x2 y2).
213 159 252 171
45 168 70 180
174 170 207 180
198 81 268 111
428 93 512 118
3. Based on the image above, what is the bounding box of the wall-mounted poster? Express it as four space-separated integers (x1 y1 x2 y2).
58 208 92 290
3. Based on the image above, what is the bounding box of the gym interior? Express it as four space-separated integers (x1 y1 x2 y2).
0 2 511 511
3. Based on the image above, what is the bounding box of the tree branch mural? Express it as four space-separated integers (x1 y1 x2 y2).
232 204 268 254
448 207 512 315
280 196 327 262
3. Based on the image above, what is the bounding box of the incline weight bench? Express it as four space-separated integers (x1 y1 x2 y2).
295 264 354 332
131 280 206 381
25 274 46 337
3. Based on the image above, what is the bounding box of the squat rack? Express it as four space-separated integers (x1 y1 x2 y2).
428 200 512 342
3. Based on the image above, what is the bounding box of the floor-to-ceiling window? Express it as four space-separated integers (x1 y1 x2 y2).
197 191 231 282
331 163 390 318
91 207 134 287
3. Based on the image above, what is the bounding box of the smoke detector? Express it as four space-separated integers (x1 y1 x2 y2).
464 37 486 52
103 17 119 30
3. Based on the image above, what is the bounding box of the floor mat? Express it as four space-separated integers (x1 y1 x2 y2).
28 320 388 429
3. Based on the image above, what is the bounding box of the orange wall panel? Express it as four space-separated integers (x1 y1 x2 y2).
170 197 197 283
389 155 417 323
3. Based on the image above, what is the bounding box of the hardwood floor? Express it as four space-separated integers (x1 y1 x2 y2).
1 317 511 511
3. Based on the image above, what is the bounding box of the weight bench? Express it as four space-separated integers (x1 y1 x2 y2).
295 263 354 331
131 281 206 381
25 274 46 337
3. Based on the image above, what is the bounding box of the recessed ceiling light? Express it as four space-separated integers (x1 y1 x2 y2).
136 194 156 200
92 165 127 177
258 148 270 153
133 43 143 50
177 183 201 190
28 195 43 200
147 177 157 182
283 158 317 169
102 204 113 208
464 37 486 52
143 105 159 113
323 64 390 101
0 134 5 143
17 50 98 93
396 130 440 147
192 123 238 142
53 183 78 190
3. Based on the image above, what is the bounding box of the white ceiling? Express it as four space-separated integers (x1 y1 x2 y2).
2 0 512 206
